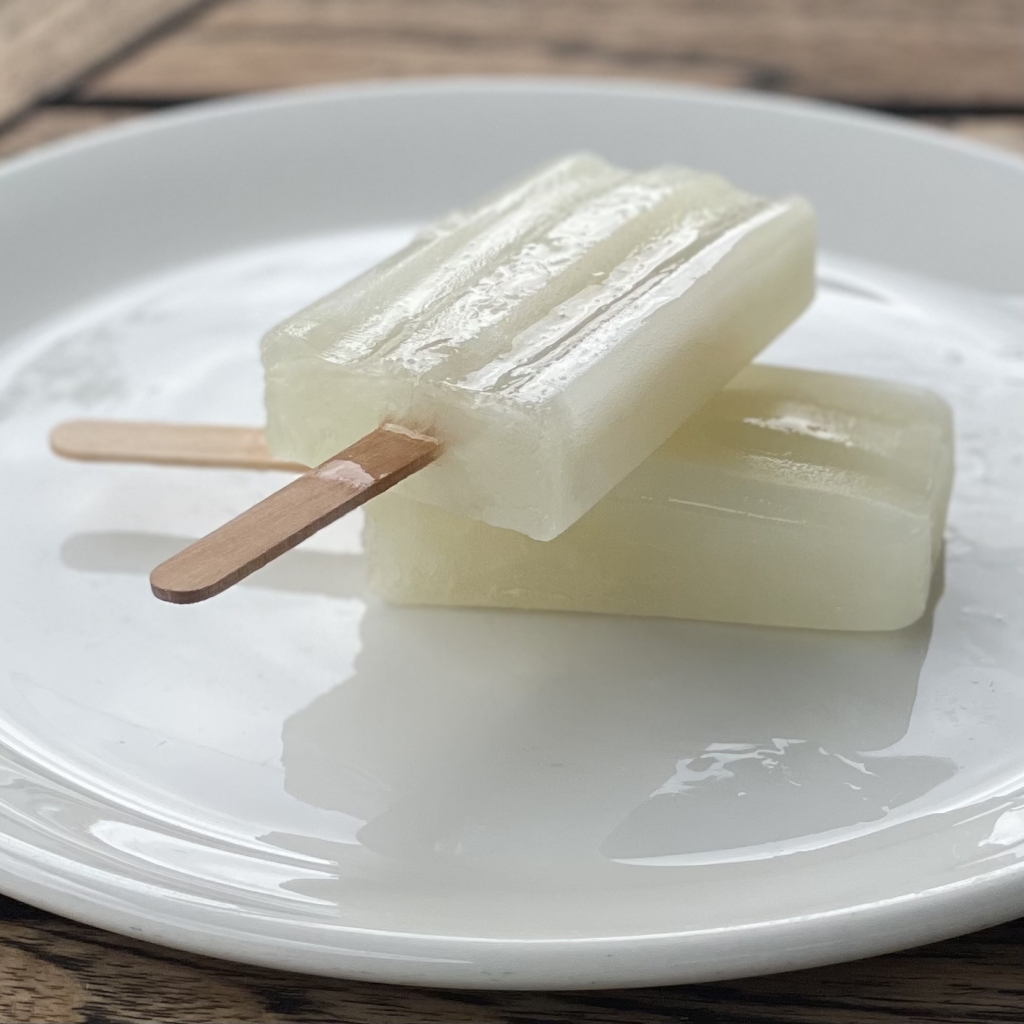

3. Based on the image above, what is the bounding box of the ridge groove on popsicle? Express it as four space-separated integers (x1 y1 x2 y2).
148 425 439 604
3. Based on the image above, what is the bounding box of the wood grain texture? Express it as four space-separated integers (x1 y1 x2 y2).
0 0 209 125
79 0 1024 107
0 896 1021 1024
150 424 439 602
50 419 308 472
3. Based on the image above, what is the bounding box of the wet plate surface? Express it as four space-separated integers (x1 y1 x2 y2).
0 80 1022 989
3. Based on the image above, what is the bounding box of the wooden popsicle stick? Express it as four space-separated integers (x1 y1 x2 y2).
149 425 440 604
50 419 308 472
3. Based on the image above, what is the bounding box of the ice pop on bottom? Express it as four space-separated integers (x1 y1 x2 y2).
365 366 954 631
263 154 815 541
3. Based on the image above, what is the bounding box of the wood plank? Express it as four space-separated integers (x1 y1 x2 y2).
1 898 1021 1023
0 0 210 126
79 0 1024 108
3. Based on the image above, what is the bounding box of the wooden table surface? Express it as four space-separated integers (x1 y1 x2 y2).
1 2 1022 1021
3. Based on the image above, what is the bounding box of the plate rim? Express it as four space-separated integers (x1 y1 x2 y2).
2 74 1022 181
1 836 1021 989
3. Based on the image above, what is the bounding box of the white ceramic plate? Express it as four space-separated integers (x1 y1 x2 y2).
0 79 1022 991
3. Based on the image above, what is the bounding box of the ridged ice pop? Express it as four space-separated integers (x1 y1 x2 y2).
365 365 954 631
263 154 815 541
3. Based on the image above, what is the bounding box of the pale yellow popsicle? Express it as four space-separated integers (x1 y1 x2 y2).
263 154 815 540
365 366 954 631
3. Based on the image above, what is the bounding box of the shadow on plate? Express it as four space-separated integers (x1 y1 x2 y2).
61 528 954 867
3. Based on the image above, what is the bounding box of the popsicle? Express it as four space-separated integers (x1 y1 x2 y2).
263 153 815 541
365 365 954 631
